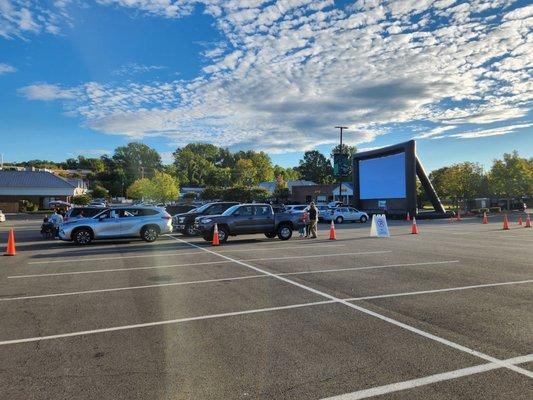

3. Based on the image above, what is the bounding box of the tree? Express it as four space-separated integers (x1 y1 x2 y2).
126 178 153 201
173 147 213 187
90 185 109 199
489 151 533 208
273 165 300 181
150 171 180 203
71 194 92 205
330 144 357 158
429 162 485 208
296 150 334 184
234 159 257 187
273 175 290 202
113 142 162 188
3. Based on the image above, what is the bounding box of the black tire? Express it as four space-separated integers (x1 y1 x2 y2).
277 224 292 241
184 224 197 236
216 226 229 244
141 225 160 242
203 234 212 242
73 228 93 245
264 232 277 239
335 216 344 224
360 215 368 223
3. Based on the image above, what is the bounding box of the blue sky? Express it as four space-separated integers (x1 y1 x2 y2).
1 0 531 172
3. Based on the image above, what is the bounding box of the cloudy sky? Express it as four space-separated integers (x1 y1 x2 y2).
1 0 531 170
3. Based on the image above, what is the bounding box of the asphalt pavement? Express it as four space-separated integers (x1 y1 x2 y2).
0 214 531 399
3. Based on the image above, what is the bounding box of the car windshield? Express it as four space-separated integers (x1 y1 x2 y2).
189 203 211 213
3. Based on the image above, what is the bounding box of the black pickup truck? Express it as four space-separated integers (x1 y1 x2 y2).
173 202 239 236
195 203 305 243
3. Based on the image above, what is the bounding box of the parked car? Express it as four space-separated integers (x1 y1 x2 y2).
322 207 369 223
173 202 239 236
0 210 5 223
195 203 306 243
64 206 107 222
316 205 330 222
284 204 308 213
58 206 173 245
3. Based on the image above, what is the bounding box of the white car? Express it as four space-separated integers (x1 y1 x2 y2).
323 207 369 224
284 205 308 213
0 210 5 222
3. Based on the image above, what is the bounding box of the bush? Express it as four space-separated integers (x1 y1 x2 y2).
91 185 109 199
71 194 92 205
18 200 35 212
489 206 501 213
201 186 270 202
201 187 224 201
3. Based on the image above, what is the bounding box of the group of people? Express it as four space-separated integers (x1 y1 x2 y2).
298 202 319 239
41 209 65 238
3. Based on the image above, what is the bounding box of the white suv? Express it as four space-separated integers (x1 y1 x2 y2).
323 207 369 224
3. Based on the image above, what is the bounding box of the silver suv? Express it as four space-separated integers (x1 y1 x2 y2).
58 206 173 245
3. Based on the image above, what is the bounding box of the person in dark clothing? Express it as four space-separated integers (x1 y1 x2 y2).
308 202 318 238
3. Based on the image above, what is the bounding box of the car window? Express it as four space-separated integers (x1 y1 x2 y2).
140 209 159 216
254 205 271 216
119 209 137 218
208 204 225 214
236 205 253 216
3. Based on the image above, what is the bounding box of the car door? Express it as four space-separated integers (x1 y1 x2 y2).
347 208 358 221
232 205 255 233
95 210 121 238
118 209 142 236
252 205 274 232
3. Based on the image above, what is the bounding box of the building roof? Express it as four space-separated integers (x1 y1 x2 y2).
0 170 76 189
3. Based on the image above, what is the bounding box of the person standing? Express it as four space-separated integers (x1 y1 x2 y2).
49 209 64 238
308 202 318 238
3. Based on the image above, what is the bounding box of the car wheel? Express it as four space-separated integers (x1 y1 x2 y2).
73 228 92 245
335 216 344 224
264 232 277 239
216 226 229 244
203 234 212 242
277 224 292 241
360 215 368 223
141 226 160 242
184 224 196 236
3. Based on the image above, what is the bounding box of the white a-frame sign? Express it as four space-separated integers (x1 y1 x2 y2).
370 214 390 238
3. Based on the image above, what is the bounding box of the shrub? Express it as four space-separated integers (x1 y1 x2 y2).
489 207 501 213
71 194 92 205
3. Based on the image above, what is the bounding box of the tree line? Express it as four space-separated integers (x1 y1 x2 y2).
11 143 532 205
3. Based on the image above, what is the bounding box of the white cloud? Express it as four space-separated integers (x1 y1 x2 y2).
18 83 77 100
0 62 16 74
448 123 533 139
16 0 533 152
111 62 166 76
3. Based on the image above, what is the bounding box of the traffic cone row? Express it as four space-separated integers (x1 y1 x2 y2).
212 223 220 246
502 214 510 230
5 228 16 256
329 220 336 240
482 212 488 224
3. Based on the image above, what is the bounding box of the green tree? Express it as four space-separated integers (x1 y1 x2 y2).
126 178 153 201
273 175 290 202
234 159 257 187
296 150 334 184
71 194 92 205
90 185 109 199
273 165 301 181
173 147 213 187
429 162 485 208
489 151 533 208
150 171 180 203
330 144 357 158
113 142 162 188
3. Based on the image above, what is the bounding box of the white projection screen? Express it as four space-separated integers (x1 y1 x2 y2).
359 152 406 199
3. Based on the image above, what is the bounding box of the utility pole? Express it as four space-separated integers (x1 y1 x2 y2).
334 126 348 205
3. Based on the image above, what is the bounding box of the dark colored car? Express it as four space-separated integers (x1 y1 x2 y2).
195 203 306 243
173 202 240 236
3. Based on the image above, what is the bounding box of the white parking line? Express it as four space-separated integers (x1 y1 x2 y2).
1 280 532 346
321 354 533 400
170 236 533 379
11 251 390 278
28 243 347 265
1 260 461 300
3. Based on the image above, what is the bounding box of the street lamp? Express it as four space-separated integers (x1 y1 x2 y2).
334 126 348 205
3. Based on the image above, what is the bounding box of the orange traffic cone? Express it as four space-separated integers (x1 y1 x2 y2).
448 216 453 224
411 217 419 234
525 215 531 228
502 214 509 230
517 216 523 226
456 210 461 221
406 212 410 221
212 223 220 246
5 228 16 256
482 212 488 224
329 220 336 240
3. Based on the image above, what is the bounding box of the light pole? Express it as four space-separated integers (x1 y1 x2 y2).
334 126 348 205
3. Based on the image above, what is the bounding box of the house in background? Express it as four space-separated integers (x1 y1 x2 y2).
258 180 316 194
0 170 87 212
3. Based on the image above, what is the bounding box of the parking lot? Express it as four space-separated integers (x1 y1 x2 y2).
1 216 532 399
